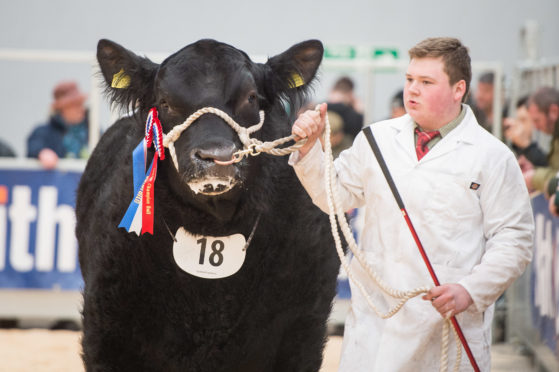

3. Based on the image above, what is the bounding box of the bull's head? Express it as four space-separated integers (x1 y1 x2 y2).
96 39 322 220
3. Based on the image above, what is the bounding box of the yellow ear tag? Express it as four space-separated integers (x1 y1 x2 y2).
289 73 305 88
111 68 131 89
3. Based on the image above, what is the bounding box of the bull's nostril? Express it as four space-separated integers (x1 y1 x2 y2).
195 150 213 161
194 146 236 162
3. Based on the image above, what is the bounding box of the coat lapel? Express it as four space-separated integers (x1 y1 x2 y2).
391 115 417 162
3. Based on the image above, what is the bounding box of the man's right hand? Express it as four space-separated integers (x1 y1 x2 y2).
38 148 59 170
291 103 328 157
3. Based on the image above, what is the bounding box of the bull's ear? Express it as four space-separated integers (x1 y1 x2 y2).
96 39 158 113
266 40 323 92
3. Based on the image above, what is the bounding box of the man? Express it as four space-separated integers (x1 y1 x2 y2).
389 89 406 119
0 139 16 157
27 81 89 169
474 72 495 131
503 96 548 167
290 37 533 371
327 76 364 140
523 87 559 194
520 87 559 215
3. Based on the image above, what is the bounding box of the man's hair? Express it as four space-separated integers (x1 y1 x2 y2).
391 89 404 109
408 37 471 102
478 72 494 85
528 86 559 113
516 95 529 109
332 76 355 93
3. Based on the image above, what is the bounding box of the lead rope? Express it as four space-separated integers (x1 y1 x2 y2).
159 106 461 370
320 106 462 372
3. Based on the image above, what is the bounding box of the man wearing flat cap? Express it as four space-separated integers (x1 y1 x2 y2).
27 81 89 169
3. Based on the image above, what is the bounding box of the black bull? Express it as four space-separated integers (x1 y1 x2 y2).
76 39 340 371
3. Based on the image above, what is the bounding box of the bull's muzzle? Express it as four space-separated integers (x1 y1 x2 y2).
187 143 239 196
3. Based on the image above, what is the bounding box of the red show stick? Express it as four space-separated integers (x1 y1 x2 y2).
363 127 481 372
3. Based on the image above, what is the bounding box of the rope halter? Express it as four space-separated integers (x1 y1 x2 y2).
161 106 307 170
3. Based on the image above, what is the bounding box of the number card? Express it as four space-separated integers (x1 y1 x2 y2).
173 227 247 279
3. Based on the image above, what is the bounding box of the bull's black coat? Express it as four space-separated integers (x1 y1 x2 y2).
76 39 340 372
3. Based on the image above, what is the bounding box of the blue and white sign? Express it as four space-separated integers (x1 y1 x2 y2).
0 160 84 290
531 193 559 357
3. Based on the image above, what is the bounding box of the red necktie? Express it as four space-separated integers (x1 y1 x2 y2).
415 127 440 160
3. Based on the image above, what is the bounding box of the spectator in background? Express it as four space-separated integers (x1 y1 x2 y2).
523 87 559 195
503 95 548 167
0 139 16 157
327 76 364 140
327 110 353 158
465 94 486 128
474 72 495 131
27 81 89 169
389 89 406 118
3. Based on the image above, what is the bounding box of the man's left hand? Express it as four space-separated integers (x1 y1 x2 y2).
522 168 535 192
422 283 473 319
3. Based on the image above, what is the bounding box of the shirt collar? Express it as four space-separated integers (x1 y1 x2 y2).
387 104 480 146
414 105 466 137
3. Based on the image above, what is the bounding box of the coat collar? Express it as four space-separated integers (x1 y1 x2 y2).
389 104 480 162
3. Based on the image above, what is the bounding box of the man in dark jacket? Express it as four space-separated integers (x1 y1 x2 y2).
503 95 548 167
27 81 89 169
326 76 364 140
0 139 15 157
523 87 559 194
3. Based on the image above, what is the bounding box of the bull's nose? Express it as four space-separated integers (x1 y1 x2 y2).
193 143 236 163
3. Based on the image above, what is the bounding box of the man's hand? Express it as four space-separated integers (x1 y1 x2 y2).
517 155 533 173
522 167 535 192
38 148 59 170
422 283 473 319
291 103 327 157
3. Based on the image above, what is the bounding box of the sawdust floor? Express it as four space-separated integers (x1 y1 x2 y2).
0 329 343 372
0 329 534 372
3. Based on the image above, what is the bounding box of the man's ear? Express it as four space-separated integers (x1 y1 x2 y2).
96 39 158 113
454 80 467 103
266 40 323 93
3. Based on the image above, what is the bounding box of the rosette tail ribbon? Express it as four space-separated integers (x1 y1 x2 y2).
119 108 165 235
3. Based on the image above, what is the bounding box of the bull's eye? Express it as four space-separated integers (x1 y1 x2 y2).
160 101 170 110
248 93 257 104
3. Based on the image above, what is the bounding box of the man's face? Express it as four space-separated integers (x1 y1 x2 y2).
404 57 464 130
516 105 533 131
475 82 494 112
528 103 553 134
61 104 86 125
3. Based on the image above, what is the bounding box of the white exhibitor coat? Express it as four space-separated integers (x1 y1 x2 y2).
290 105 533 372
